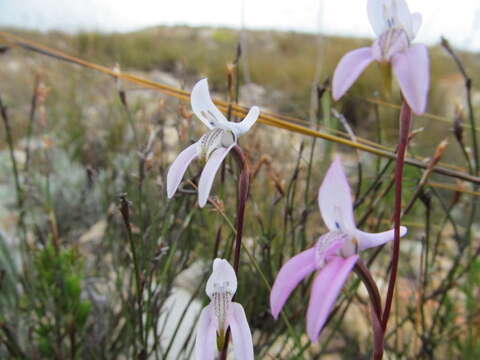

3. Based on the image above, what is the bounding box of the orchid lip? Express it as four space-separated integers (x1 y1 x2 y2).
197 128 236 161
211 282 233 335
314 231 348 269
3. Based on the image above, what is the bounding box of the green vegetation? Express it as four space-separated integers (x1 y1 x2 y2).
0 25 479 359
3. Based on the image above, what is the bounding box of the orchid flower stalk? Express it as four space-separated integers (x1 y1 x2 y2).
332 0 429 115
270 158 407 341
195 259 254 360
166 78 260 207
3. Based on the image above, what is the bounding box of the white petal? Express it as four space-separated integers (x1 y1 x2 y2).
367 0 388 36
195 304 217 360
228 302 254 360
411 12 422 40
197 144 235 208
206 259 237 298
229 106 260 136
191 78 229 130
166 142 199 198
356 226 407 251
393 0 414 39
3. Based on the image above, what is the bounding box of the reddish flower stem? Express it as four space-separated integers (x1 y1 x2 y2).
381 101 412 331
220 144 250 360
354 260 384 360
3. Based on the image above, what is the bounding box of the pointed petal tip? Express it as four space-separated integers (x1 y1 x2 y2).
400 226 408 237
198 197 207 208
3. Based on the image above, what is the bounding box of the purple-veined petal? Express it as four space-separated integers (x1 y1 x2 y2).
166 142 199 199
318 157 356 234
191 78 229 130
332 47 374 101
270 247 317 319
411 12 422 40
195 304 217 360
306 255 358 342
228 302 254 360
367 0 388 36
198 144 235 208
230 106 260 136
356 226 407 251
206 258 237 299
392 44 429 115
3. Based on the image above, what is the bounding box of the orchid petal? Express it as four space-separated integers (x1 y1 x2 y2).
411 12 422 39
270 247 317 319
228 302 254 360
191 78 229 130
197 144 235 208
392 44 429 115
318 157 356 234
393 0 414 39
332 47 374 101
306 255 358 342
166 142 199 198
195 304 217 360
367 0 388 36
356 226 407 251
206 258 237 298
229 106 260 136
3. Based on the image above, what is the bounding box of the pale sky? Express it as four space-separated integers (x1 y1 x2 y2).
1 0 479 51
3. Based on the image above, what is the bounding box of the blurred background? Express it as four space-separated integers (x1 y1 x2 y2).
1 0 480 50
0 1 479 359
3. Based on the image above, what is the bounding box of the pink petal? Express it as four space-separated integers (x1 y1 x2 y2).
306 255 358 342
197 144 234 208
318 157 356 234
227 302 254 360
166 142 199 199
332 47 374 101
392 44 429 115
270 247 317 319
356 226 407 251
195 304 217 360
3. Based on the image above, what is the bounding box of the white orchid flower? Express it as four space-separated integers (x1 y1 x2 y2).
167 78 260 207
195 259 254 360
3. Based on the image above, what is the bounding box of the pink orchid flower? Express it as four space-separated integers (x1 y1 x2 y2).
167 78 260 207
332 0 429 115
270 158 407 342
195 259 254 360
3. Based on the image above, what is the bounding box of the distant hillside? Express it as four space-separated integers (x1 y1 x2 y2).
2 26 478 114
